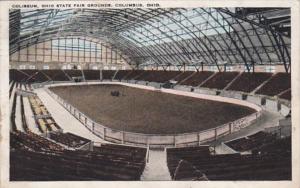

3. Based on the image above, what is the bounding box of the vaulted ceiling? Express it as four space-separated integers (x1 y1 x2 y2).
9 8 291 72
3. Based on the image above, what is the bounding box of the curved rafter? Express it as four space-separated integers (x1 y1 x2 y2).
9 8 291 72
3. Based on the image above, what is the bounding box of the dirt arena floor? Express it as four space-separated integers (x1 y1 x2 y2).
50 84 256 134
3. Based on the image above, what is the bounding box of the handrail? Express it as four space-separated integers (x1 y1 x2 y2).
44 81 264 148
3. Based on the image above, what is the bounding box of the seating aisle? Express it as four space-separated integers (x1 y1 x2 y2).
35 88 105 142
141 149 172 180
15 95 24 132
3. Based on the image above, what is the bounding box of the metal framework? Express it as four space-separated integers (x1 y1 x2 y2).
9 8 291 72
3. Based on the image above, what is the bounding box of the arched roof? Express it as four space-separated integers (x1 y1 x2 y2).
9 8 291 72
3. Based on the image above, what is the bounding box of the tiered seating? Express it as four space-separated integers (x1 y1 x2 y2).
252 136 291 155
173 71 194 83
64 70 83 79
256 73 291 96
167 139 291 180
9 81 16 98
10 131 64 151
227 72 272 93
83 70 100 80
10 132 147 181
180 71 214 87
20 96 29 132
113 70 131 80
102 70 116 80
201 72 239 89
167 146 211 179
279 89 291 101
10 69 30 82
42 70 70 81
122 70 145 80
225 131 277 152
25 70 49 83
10 89 18 132
28 96 61 133
137 71 180 83
49 132 91 148
94 144 147 163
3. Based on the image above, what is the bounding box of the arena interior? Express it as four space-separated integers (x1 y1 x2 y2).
9 8 292 181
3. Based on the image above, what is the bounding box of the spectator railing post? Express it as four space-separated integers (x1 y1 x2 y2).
198 133 201 146
122 131 125 144
103 128 106 140
215 128 217 141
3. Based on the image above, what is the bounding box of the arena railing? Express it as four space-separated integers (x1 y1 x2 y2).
45 85 262 148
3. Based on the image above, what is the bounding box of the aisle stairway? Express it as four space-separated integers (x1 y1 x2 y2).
141 149 172 180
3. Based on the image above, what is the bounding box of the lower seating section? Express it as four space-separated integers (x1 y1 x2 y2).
10 88 18 132
227 72 272 93
10 131 147 181
64 70 83 79
122 70 145 80
181 71 214 87
173 71 194 83
225 131 277 152
255 73 291 96
26 71 49 83
167 137 291 180
49 132 91 148
113 70 131 80
202 72 239 89
167 146 211 179
102 70 116 80
137 70 180 83
9 81 16 98
10 131 65 151
279 89 291 101
83 70 100 80
42 70 70 81
10 69 31 82
28 95 61 133
20 96 29 132
94 144 147 163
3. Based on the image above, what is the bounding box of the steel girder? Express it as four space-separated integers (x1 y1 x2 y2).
9 8 291 72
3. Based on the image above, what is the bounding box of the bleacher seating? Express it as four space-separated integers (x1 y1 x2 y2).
10 131 65 151
20 96 30 132
102 70 116 80
64 70 83 79
9 81 15 98
279 89 291 101
83 70 100 80
225 131 277 152
10 132 147 181
167 138 291 180
25 70 49 83
10 91 18 132
181 71 214 87
201 72 239 89
28 95 61 133
49 132 91 148
113 70 131 80
173 71 194 83
255 73 291 96
122 70 145 80
137 70 180 83
42 70 70 81
10 69 30 82
227 72 272 93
